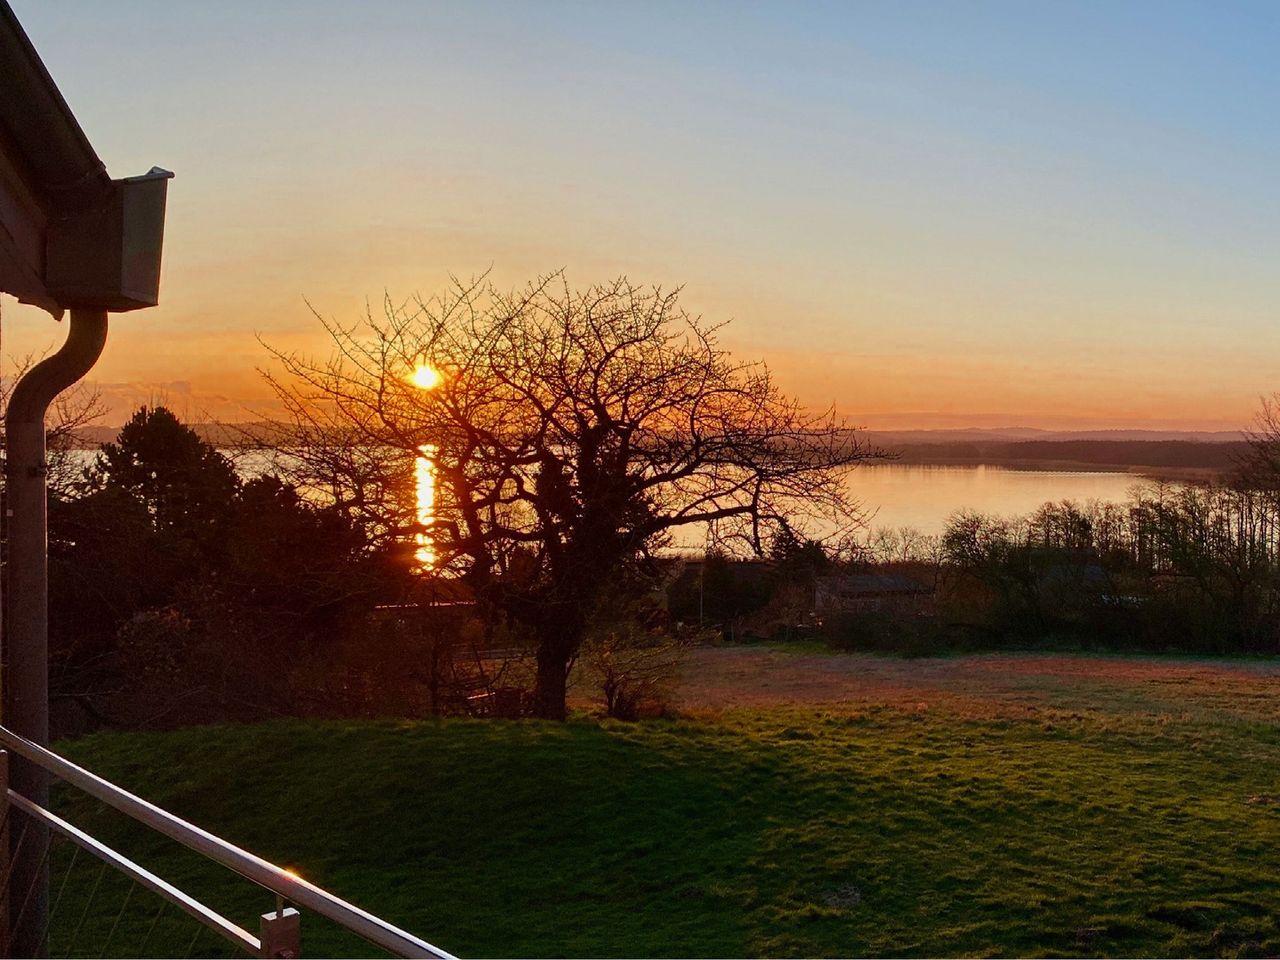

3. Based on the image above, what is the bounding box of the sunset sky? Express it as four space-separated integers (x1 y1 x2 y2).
7 0 1280 430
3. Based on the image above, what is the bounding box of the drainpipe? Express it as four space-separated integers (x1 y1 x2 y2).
4 307 108 957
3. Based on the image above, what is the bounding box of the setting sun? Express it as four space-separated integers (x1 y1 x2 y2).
411 363 441 391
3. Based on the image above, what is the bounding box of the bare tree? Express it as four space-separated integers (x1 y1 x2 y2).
261 274 876 718
1242 394 1280 500
864 525 942 566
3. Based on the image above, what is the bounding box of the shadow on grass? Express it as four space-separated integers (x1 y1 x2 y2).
45 709 1280 957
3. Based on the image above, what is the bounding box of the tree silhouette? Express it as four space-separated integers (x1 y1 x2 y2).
51 406 394 723
263 274 875 718
94 405 239 555
222 474 389 646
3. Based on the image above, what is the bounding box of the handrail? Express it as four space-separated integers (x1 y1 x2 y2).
8 790 261 955
0 726 456 959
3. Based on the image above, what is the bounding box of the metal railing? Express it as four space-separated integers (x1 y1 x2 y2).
0 726 456 959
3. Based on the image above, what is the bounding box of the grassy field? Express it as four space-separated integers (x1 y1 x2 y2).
38 647 1280 958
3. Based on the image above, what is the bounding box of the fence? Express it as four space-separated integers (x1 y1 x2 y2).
0 726 455 958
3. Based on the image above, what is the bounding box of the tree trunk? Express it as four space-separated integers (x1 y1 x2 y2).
531 643 570 720
526 596 587 720
530 606 584 720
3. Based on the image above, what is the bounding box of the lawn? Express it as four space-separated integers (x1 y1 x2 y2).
39 648 1280 958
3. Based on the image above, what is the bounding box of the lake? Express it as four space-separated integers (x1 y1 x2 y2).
849 464 1157 536
74 447 1164 545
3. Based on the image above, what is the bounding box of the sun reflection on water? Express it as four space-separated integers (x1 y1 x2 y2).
409 362 442 571
415 443 437 569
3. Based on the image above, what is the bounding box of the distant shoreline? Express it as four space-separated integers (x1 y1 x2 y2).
866 436 1249 483
870 455 1226 483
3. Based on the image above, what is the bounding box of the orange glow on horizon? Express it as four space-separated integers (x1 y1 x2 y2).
11 3 1278 439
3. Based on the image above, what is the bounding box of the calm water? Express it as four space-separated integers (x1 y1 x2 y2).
850 464 1155 536
75 447 1158 544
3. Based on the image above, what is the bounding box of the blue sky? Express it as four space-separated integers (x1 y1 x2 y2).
7 0 1279 428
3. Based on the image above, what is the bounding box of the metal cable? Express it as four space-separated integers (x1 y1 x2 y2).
67 858 108 957
0 811 32 897
12 828 55 946
40 839 81 957
182 918 204 959
99 878 136 958
136 898 168 957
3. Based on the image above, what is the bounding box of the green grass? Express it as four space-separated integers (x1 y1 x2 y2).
41 689 1280 957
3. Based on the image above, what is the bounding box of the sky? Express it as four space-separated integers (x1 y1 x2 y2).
6 0 1280 430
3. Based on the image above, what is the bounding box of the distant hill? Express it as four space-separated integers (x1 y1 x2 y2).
867 436 1251 475
864 428 1245 444
70 422 282 448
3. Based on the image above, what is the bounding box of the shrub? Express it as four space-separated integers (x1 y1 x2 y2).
582 627 689 720
819 608 942 657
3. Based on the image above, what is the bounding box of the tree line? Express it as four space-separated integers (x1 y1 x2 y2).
809 442 1280 656
657 414 1280 658
34 406 405 728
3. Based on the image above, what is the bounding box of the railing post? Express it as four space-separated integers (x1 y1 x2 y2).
0 750 9 959
260 904 301 959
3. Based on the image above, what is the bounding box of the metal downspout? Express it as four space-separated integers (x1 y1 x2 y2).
3 307 108 956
